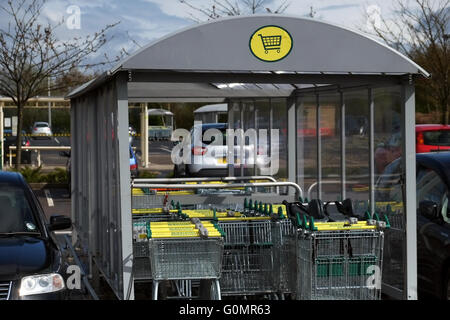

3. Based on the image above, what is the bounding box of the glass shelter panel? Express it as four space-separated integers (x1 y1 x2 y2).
296 95 318 200
255 99 270 177
344 89 370 214
319 93 342 202
271 98 288 182
372 86 405 294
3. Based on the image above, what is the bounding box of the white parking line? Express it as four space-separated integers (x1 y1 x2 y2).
159 146 173 153
44 189 54 207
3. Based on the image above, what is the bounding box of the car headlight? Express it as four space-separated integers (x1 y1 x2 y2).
20 273 65 296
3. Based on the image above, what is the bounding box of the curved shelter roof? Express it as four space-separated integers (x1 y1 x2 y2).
115 14 428 75
68 14 428 100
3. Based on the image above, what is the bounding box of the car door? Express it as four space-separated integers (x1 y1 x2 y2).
416 166 450 298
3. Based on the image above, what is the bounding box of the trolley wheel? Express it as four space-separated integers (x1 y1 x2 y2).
152 280 170 300
199 279 221 300
265 50 268 54
277 49 280 53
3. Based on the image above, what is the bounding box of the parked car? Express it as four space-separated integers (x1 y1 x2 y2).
60 144 139 184
415 152 450 300
0 171 71 300
416 124 450 153
31 122 52 139
375 152 450 300
3 129 32 165
174 123 276 177
374 125 450 174
129 145 139 178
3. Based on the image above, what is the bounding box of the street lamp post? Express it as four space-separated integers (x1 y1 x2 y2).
45 27 51 130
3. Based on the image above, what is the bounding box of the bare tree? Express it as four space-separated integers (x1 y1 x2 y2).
179 0 290 21
365 0 449 124
0 0 122 168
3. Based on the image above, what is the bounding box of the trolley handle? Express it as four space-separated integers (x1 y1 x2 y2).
293 212 317 231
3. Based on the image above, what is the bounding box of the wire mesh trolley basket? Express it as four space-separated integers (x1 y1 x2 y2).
218 217 276 297
147 220 224 300
289 225 384 300
148 238 224 299
272 218 296 295
149 238 224 280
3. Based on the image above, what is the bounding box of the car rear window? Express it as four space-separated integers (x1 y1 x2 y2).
191 127 228 145
202 128 227 145
35 123 48 128
423 130 450 146
0 185 39 234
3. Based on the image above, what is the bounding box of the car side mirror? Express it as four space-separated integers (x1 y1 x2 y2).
48 215 72 231
419 200 439 220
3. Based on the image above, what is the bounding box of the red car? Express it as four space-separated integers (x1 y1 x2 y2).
416 124 450 153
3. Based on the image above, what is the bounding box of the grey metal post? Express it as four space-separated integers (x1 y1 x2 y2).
227 101 235 177
296 97 304 192
48 77 52 129
402 82 417 300
253 99 258 176
316 94 322 199
115 73 134 300
240 103 245 177
369 89 375 216
287 96 297 193
340 91 346 200
140 104 146 167
144 103 149 167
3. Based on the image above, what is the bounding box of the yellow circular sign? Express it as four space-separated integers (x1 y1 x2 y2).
249 25 293 62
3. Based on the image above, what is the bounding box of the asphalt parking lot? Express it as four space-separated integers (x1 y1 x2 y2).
33 187 71 221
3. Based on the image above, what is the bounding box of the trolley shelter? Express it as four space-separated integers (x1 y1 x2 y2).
67 15 428 300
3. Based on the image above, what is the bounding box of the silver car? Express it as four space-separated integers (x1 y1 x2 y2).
174 123 276 177
32 122 52 139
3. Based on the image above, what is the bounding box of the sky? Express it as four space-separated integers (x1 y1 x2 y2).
0 0 413 71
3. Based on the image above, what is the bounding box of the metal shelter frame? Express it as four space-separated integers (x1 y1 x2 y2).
67 14 428 300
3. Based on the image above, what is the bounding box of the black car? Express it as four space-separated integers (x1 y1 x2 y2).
0 171 71 300
376 152 450 300
415 152 450 300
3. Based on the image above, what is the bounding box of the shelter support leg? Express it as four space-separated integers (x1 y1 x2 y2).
402 83 417 300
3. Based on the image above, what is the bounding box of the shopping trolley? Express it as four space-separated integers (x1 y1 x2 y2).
218 217 276 297
285 205 386 300
272 217 296 296
258 34 282 54
147 220 224 300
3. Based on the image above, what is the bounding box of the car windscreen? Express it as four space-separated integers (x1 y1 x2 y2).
0 184 40 234
423 130 450 146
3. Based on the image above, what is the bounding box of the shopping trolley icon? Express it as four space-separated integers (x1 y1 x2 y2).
258 34 282 54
